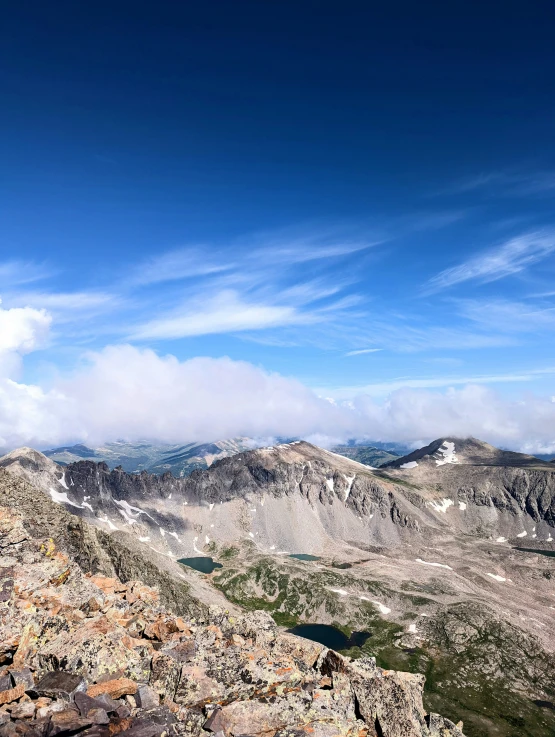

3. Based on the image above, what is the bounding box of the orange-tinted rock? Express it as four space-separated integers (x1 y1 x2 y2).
0 684 25 705
87 679 138 699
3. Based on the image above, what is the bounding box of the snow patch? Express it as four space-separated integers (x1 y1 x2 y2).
114 500 152 520
58 474 69 490
325 478 334 492
98 515 118 531
82 500 94 512
429 498 454 514
400 461 418 469
117 507 139 525
160 528 165 537
209 503 215 511
435 441 458 466
408 624 418 633
486 573 506 582
496 537 507 543
458 501 467 511
516 531 527 538
329 588 349 596
416 558 453 570
49 487 82 509
344 475 356 501
372 601 391 614
138 536 150 542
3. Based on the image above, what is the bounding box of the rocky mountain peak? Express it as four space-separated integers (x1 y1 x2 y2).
384 436 552 469
0 446 62 486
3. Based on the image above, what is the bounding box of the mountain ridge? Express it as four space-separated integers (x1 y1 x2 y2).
2 437 555 735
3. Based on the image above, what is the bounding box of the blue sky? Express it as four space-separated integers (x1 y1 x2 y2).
2 1 555 451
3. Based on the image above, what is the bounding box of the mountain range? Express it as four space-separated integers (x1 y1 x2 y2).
42 439 401 476
1 436 555 737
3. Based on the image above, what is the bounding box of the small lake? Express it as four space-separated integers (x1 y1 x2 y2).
288 553 321 561
286 623 370 650
178 556 223 573
514 547 555 558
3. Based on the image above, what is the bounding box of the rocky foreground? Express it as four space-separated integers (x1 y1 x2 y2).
0 502 464 737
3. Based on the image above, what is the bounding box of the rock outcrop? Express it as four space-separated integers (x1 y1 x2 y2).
0 490 465 737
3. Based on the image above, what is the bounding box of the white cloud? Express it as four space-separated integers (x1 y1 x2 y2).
5 291 118 324
457 298 555 333
345 348 383 356
4 344 353 448
1 343 555 454
449 170 555 196
130 290 320 340
425 231 555 292
0 260 52 286
350 385 555 452
127 247 234 286
0 303 51 376
325 369 555 398
252 238 382 264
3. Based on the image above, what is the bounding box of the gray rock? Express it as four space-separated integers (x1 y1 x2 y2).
34 671 86 700
73 692 111 717
135 685 160 711
87 708 109 725
9 668 34 691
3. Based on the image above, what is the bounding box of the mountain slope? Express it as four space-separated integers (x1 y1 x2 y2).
331 445 400 467
0 477 466 737
43 438 255 475
2 438 555 736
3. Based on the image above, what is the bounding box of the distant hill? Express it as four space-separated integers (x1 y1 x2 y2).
44 438 407 475
43 438 255 475
330 444 400 467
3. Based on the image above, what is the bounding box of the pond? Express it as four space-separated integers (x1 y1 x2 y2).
286 623 371 650
514 547 555 558
178 556 223 573
288 553 321 561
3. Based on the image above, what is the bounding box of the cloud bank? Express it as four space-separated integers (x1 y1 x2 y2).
1 339 555 454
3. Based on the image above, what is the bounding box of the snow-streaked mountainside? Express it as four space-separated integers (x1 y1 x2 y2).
384 436 555 469
2 437 555 736
6 437 555 557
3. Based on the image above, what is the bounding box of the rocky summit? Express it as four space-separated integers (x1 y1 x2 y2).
0 487 464 737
